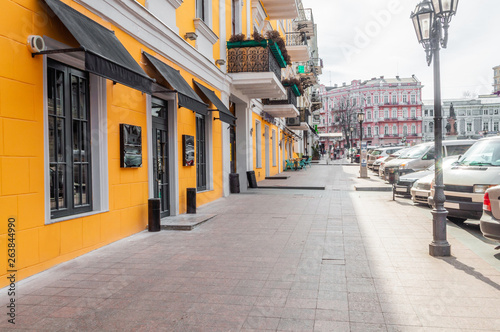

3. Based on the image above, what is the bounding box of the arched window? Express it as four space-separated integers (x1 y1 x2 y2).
411 124 416 135
393 125 397 135
429 122 434 133
368 126 372 137
403 125 408 136
392 109 397 118
411 108 416 118
384 125 389 135
403 108 408 118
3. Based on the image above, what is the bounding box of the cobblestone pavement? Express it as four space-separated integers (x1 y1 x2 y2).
3 165 500 331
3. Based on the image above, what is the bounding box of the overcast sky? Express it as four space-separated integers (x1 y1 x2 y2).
302 0 500 100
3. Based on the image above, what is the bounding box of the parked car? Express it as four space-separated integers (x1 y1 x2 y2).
379 147 413 180
410 156 459 205
368 147 404 170
384 140 475 181
430 136 500 223
480 185 500 242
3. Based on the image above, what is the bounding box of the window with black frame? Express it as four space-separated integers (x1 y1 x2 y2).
196 114 207 191
47 60 92 218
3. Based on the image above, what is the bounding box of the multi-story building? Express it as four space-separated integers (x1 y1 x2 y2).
493 65 500 94
317 76 424 151
0 0 320 286
422 96 500 141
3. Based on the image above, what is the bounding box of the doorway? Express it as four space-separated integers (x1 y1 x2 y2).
152 97 170 217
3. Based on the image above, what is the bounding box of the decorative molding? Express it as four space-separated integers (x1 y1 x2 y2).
193 18 219 45
75 0 229 93
166 0 183 8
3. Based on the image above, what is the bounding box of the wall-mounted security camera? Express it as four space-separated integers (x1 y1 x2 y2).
27 35 46 53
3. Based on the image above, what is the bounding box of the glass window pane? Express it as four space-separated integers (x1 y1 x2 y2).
79 78 87 119
58 165 66 208
50 165 57 209
49 117 56 162
71 76 79 119
57 118 65 162
48 68 55 115
56 71 64 116
73 121 80 162
81 165 88 205
74 164 81 206
81 122 87 162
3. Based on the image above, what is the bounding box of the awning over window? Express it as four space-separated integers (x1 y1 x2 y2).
143 52 209 115
42 0 153 93
193 81 236 125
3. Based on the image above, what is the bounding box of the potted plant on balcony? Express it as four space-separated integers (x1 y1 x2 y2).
227 30 290 69
281 78 303 97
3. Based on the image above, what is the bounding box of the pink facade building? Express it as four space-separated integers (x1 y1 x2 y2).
318 76 424 150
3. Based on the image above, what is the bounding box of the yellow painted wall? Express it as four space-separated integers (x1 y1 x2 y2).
0 0 226 286
251 112 280 182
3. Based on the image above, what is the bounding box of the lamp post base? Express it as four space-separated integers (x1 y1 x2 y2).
429 209 451 257
429 242 451 256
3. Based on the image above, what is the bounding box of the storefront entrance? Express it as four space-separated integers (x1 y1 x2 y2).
152 97 170 217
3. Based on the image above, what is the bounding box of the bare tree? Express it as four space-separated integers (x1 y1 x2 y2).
334 93 361 149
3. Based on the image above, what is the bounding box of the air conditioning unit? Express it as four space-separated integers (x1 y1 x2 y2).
286 117 301 126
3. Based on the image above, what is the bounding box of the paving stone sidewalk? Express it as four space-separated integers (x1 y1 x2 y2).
2 165 500 331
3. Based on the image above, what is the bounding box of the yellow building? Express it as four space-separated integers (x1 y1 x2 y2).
0 0 320 286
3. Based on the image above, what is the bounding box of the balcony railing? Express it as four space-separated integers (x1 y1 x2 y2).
262 86 297 107
286 32 308 47
228 44 282 80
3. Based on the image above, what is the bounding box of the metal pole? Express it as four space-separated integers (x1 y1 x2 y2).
359 120 367 178
430 22 450 257
350 131 354 163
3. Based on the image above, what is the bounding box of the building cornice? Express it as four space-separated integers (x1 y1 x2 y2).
75 0 229 92
193 18 219 45
166 0 183 8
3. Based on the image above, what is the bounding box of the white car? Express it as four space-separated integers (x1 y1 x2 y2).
430 136 500 223
410 155 459 205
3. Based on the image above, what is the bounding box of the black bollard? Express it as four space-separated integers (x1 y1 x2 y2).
229 173 240 193
148 198 161 232
187 188 196 214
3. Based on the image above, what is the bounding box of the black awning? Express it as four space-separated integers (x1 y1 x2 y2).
193 81 236 125
143 52 209 115
42 0 153 93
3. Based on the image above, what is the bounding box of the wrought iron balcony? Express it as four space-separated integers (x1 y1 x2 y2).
293 8 314 38
285 32 309 62
227 41 286 99
262 86 297 107
228 46 282 81
311 58 323 75
262 86 299 118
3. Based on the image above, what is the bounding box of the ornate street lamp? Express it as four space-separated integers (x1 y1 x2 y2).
411 0 458 257
350 127 354 163
358 112 367 178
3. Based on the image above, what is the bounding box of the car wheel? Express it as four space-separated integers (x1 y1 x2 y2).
446 216 466 223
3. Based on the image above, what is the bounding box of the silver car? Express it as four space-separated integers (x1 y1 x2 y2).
480 185 500 242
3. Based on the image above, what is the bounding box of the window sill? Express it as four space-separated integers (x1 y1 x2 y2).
46 209 109 225
196 189 213 194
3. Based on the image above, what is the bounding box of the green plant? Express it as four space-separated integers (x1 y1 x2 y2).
311 143 321 160
252 30 265 42
265 30 291 65
229 33 246 42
